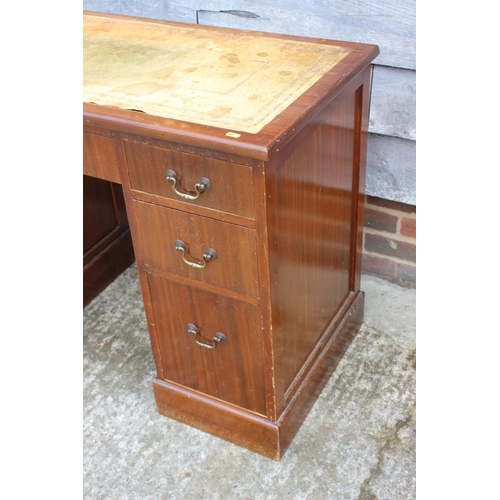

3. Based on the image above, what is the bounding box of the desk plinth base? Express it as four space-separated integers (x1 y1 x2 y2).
152 291 364 460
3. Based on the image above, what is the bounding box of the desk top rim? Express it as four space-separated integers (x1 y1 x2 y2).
83 11 380 161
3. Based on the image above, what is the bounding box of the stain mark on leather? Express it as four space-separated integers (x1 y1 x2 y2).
152 66 175 80
113 81 164 95
221 53 240 64
210 106 232 118
183 67 198 73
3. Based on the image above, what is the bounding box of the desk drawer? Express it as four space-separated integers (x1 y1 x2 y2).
132 200 260 299
124 140 255 220
147 273 266 415
83 130 121 184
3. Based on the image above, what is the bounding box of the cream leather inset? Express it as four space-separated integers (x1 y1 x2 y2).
84 14 351 134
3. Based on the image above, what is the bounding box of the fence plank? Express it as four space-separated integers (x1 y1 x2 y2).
366 134 416 205
370 66 416 141
84 0 172 22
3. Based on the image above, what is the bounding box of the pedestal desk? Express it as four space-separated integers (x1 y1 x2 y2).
83 11 379 460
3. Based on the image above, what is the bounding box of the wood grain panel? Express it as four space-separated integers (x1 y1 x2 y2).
83 175 118 255
153 379 280 459
132 200 260 298
278 291 364 455
124 139 255 220
148 274 266 415
351 70 371 292
83 129 121 183
273 89 356 393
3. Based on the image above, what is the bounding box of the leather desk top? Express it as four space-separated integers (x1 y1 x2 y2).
84 13 351 134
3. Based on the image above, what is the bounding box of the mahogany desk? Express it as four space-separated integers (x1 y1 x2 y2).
83 11 379 460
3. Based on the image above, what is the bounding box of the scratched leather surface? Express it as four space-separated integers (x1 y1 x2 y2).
83 14 351 134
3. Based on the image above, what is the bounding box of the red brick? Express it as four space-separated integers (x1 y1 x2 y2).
362 252 396 279
400 217 416 239
362 253 416 288
364 208 398 233
365 233 416 263
398 261 417 287
366 195 416 215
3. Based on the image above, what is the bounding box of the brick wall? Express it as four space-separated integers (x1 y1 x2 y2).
362 195 416 287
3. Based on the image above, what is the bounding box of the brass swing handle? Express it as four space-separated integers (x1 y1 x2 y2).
186 323 227 349
165 169 212 200
175 240 218 269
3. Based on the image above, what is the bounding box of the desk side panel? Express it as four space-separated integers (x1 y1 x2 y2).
267 70 369 407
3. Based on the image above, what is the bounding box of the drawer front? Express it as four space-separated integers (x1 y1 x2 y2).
83 130 121 184
132 200 260 299
124 140 255 220
148 274 266 415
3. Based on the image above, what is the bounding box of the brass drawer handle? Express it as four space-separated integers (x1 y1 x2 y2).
165 169 211 200
174 240 218 269
187 323 227 349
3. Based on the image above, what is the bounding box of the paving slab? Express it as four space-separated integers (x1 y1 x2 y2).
361 273 416 350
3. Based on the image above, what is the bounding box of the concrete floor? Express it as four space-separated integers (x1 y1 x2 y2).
83 264 416 499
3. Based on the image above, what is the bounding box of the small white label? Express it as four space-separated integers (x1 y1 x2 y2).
225 132 241 138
